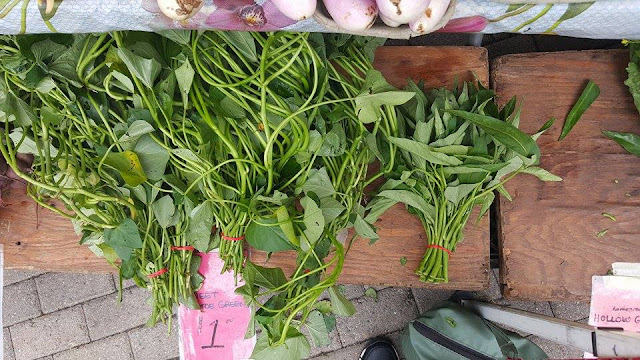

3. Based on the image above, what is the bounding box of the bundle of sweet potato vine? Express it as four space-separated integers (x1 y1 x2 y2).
0 30 555 359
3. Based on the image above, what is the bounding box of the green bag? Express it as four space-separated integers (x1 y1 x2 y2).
402 301 548 360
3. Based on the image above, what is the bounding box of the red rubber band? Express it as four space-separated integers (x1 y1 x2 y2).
427 244 452 255
170 246 195 251
221 233 245 241
148 268 168 278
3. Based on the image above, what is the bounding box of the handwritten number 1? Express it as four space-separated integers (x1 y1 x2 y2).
202 320 224 349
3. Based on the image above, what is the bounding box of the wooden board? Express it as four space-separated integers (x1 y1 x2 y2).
0 47 491 290
0 183 113 273
250 46 491 290
493 50 640 301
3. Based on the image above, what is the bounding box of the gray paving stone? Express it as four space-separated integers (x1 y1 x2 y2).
340 285 365 300
83 286 152 341
10 306 89 360
52 333 133 360
528 335 584 359
411 288 454 314
4 327 15 360
128 319 178 360
36 273 115 314
4 270 45 286
550 301 591 321
336 287 418 347
309 340 366 360
3 279 42 327
387 331 405 359
36 357 53 360
307 327 342 358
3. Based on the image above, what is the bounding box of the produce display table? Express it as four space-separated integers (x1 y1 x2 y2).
494 50 640 301
0 46 492 290
0 1 638 39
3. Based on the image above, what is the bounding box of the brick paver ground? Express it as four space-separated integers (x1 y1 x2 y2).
2 269 588 360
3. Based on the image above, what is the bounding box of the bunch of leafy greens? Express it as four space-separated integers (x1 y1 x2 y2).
238 34 413 360
0 30 412 356
367 81 560 283
604 40 640 155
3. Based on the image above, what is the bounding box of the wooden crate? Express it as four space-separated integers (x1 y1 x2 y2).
0 47 491 291
250 47 491 290
493 50 640 301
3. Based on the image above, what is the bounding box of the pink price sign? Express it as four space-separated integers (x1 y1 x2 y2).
178 252 255 360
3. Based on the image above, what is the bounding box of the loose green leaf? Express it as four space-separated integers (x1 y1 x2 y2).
603 131 640 157
355 71 414 123
175 60 195 108
251 327 310 360
602 212 616 221
559 80 600 141
596 229 609 238
364 287 378 301
376 190 435 221
218 31 258 63
186 201 213 252
117 48 161 88
246 217 296 252
134 135 169 181
400 256 407 266
103 151 147 187
300 196 325 251
444 183 479 205
626 59 640 113
4 92 36 126
103 218 142 261
300 168 335 198
354 215 378 243
388 137 463 166
448 110 540 160
521 166 562 182
151 195 175 229
275 206 298 247
304 310 331 347
244 261 288 290
328 286 356 317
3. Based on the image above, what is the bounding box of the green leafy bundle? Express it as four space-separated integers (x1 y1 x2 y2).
604 40 640 155
238 35 412 360
369 81 560 283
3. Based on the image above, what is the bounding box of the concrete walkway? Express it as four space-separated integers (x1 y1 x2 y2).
3 269 590 360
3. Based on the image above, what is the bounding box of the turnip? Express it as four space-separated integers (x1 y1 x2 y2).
156 0 204 21
376 0 430 24
409 0 450 34
272 0 317 21
323 0 378 32
379 12 401 27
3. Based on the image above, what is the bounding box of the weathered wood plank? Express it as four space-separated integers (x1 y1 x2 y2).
493 50 640 300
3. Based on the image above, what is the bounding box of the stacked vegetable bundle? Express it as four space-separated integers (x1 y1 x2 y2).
368 81 560 283
0 30 412 357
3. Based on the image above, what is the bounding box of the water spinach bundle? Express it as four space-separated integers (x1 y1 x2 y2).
368 81 560 283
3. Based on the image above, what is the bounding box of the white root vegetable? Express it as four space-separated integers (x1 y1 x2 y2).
409 0 450 34
323 0 378 32
379 12 401 27
376 0 430 24
156 0 204 21
272 0 317 21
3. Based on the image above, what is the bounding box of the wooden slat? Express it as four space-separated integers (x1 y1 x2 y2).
0 183 113 273
0 46 491 290
493 50 640 301
250 46 491 290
